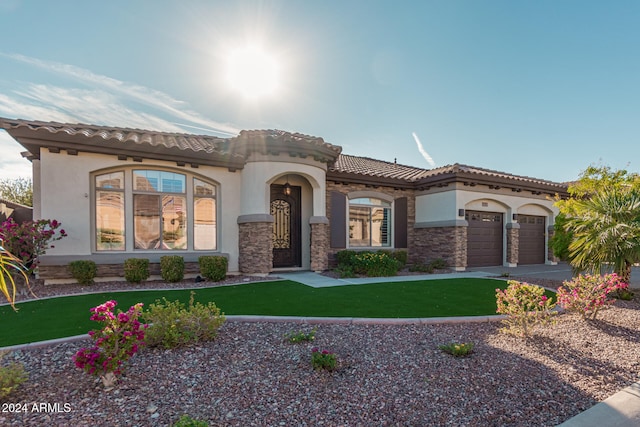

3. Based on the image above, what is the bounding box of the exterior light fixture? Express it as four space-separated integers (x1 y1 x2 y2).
283 175 292 196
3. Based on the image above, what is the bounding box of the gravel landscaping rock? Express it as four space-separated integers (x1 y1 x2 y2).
1 277 639 426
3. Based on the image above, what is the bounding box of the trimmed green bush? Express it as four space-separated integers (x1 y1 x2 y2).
392 250 408 267
160 255 184 282
335 250 399 277
429 258 448 270
68 260 97 285
124 258 150 283
172 415 209 427
335 249 358 267
198 255 227 282
143 291 226 348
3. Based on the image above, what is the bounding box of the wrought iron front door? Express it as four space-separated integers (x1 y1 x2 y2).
270 185 301 268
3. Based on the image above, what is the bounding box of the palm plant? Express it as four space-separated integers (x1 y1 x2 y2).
0 241 31 310
566 186 640 284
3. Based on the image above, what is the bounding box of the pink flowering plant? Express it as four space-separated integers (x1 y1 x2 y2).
0 218 67 274
556 273 628 320
311 348 337 371
73 300 147 388
495 280 556 337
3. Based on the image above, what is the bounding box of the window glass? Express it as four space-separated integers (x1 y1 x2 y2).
348 198 392 248
134 194 161 249
161 196 187 249
133 170 185 193
96 191 125 250
194 198 216 250
96 171 124 189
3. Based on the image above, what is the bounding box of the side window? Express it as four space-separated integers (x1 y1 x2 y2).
348 197 391 247
95 171 125 251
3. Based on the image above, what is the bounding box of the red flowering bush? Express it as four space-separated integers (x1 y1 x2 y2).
73 300 147 388
0 218 67 273
556 273 628 320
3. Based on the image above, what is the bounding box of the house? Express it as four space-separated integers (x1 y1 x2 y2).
0 118 568 283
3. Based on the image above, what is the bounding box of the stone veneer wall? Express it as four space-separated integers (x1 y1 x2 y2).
506 224 520 265
325 181 415 259
412 226 467 269
238 220 273 275
310 220 329 272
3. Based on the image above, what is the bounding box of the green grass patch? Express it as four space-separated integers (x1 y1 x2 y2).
0 278 554 347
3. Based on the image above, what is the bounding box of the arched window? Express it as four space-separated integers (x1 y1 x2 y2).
94 169 217 252
348 197 391 247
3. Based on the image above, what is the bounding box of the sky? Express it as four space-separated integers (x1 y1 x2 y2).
1 0 639 183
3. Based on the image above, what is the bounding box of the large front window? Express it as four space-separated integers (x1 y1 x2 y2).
94 169 217 251
349 197 391 247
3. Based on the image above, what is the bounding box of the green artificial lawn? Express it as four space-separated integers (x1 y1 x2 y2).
1 278 549 347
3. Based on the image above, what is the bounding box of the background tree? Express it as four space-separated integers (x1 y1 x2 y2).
554 165 640 283
0 177 33 207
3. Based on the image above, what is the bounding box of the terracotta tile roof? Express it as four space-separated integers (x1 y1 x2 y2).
420 163 567 189
0 118 234 156
330 154 429 182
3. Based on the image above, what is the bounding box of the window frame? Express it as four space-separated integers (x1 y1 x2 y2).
92 167 219 253
347 196 393 248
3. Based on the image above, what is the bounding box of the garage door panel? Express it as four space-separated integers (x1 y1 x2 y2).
518 215 545 265
466 210 503 267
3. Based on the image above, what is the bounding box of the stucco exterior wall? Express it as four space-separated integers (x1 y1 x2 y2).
37 149 242 272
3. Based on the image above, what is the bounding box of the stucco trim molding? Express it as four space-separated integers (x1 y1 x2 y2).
414 220 469 228
506 222 521 229
237 214 274 224
347 190 394 203
309 216 329 224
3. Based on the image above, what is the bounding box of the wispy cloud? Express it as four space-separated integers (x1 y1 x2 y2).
0 132 31 179
0 53 240 136
412 132 436 168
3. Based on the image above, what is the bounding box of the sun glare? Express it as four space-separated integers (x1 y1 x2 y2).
225 45 280 100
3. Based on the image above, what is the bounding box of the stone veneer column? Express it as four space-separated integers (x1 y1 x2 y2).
412 220 468 271
237 214 273 275
309 216 329 272
506 223 520 266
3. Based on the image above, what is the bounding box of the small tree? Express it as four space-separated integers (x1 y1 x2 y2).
0 218 67 273
0 177 32 207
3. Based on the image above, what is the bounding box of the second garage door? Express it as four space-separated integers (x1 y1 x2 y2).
518 215 546 265
466 210 503 267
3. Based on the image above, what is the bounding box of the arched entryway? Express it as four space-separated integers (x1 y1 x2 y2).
270 183 302 268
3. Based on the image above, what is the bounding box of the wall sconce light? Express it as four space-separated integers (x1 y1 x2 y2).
458 209 465 217
283 175 292 196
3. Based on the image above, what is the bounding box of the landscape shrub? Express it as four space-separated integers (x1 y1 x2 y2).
392 250 408 267
68 260 97 285
285 328 317 343
124 258 150 283
0 242 31 309
429 258 448 270
198 255 227 282
0 218 67 274
311 348 337 371
335 250 399 277
160 255 185 282
143 291 225 348
556 273 628 320
0 351 28 398
409 262 434 273
495 280 556 337
172 415 209 427
335 250 358 267
439 342 474 357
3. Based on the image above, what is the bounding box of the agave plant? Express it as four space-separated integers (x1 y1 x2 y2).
0 240 31 310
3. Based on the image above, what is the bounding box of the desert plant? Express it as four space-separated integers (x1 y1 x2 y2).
556 273 628 320
198 255 227 282
285 328 317 343
143 291 225 348
0 241 31 309
0 218 67 273
439 342 474 357
311 348 337 371
68 260 97 285
495 280 556 337
0 351 28 398
172 414 209 427
124 258 150 283
160 255 185 282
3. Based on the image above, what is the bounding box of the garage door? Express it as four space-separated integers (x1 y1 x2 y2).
466 210 503 267
518 215 545 265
